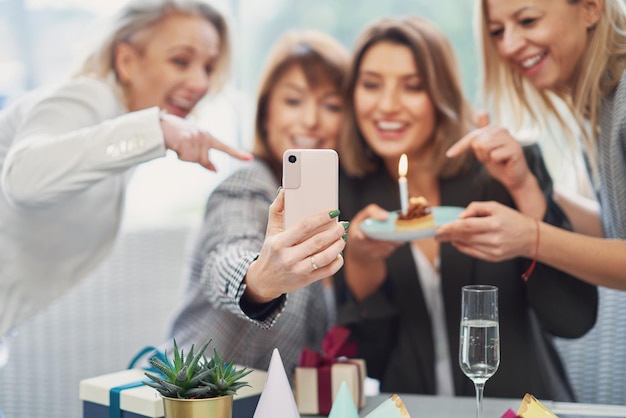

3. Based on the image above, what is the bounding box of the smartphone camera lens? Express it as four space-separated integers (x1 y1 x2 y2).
288 155 297 163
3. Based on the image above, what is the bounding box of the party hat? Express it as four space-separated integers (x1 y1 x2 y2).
328 381 359 418
517 394 557 418
364 394 411 418
253 348 301 418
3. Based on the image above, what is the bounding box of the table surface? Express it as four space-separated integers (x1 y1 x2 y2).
311 394 626 418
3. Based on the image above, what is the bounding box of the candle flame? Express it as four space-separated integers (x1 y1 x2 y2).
398 154 408 177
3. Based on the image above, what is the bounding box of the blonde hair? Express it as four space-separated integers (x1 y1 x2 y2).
475 0 626 177
77 0 231 93
252 30 350 168
339 16 475 178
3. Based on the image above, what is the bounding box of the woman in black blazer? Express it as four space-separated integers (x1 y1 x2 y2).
335 16 598 401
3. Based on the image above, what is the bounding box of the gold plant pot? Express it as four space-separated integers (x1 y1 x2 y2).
162 394 233 418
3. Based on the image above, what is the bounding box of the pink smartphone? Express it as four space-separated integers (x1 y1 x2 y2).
282 149 339 229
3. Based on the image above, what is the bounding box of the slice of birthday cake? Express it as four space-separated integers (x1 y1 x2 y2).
395 196 434 231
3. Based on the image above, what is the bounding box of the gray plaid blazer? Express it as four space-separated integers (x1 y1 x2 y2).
163 160 335 380
597 69 626 239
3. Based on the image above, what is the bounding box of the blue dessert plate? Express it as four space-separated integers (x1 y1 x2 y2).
359 206 465 242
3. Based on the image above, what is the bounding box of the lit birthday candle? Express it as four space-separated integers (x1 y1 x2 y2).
398 153 409 215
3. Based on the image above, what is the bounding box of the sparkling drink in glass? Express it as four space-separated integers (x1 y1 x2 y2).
459 285 500 418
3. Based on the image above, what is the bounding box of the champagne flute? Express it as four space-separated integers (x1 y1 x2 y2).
459 285 500 418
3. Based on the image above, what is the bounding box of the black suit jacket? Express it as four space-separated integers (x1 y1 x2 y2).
335 145 598 401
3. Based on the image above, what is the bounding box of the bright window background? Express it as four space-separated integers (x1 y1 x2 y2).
0 0 586 231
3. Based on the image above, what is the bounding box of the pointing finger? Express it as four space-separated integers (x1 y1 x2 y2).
203 131 254 161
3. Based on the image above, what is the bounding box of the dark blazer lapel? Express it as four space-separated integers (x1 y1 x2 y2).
363 171 437 392
439 167 482 293
388 244 436 392
439 167 486 394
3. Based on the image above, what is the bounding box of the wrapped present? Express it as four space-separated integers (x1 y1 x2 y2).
294 326 366 415
79 367 266 418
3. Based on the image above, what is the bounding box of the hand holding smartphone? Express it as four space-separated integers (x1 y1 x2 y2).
282 149 339 230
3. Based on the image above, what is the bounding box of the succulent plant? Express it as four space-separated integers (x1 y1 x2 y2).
144 339 252 399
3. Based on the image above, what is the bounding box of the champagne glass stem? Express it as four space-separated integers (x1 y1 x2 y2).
474 382 485 418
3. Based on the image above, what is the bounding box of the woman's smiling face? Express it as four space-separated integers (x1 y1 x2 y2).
264 63 344 162
353 41 436 163
116 13 221 117
486 0 597 90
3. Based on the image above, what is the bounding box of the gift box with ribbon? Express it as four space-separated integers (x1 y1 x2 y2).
79 367 267 418
294 326 366 415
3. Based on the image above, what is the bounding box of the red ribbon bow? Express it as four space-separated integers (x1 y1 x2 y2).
298 325 358 367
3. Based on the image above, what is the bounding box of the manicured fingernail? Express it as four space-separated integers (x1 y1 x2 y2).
329 209 340 219
275 186 282 198
342 233 347 241
341 221 350 230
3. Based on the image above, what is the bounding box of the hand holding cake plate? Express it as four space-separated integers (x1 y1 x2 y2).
360 206 464 242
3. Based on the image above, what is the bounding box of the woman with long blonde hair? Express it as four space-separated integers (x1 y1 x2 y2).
437 0 626 288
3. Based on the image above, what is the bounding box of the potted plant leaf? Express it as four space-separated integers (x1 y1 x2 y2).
144 339 252 418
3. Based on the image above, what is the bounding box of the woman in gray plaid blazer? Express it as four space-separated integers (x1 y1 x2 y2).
163 30 350 379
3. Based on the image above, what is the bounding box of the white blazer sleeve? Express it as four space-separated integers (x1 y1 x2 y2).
1 78 166 209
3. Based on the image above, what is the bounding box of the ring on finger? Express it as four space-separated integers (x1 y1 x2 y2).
310 255 319 271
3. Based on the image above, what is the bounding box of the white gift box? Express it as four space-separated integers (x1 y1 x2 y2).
80 367 266 418
294 358 366 415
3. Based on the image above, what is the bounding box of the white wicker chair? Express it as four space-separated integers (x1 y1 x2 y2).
0 225 194 418
554 286 626 405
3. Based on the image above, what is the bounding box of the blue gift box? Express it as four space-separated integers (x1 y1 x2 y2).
80 368 266 418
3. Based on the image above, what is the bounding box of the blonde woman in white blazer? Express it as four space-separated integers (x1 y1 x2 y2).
0 0 252 351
